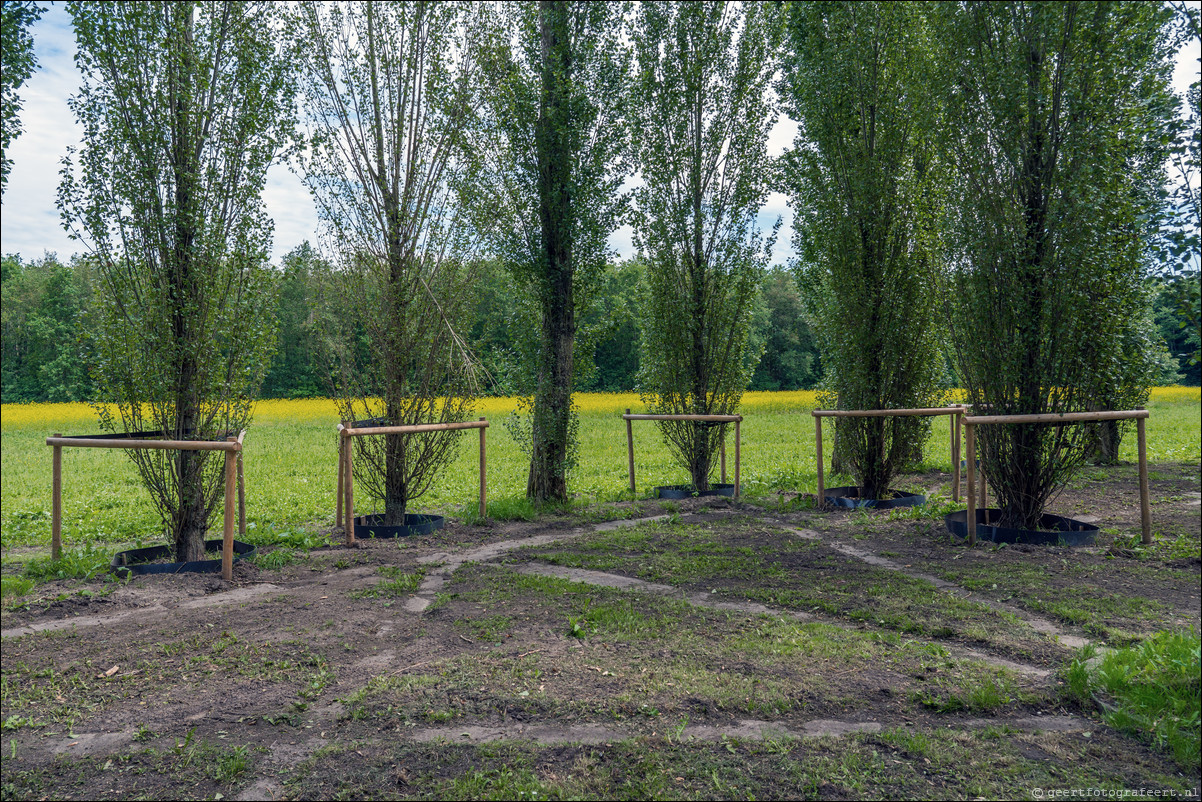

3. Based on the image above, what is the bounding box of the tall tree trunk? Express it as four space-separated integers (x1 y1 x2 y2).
170 3 207 563
688 64 711 491
528 0 574 503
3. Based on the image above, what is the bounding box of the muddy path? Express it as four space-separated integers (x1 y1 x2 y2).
1 463 1198 800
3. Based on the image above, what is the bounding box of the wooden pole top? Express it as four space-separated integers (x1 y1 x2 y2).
621 413 743 422
811 407 965 418
341 419 490 437
963 409 1149 425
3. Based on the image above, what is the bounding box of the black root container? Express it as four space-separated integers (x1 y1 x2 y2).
353 513 445 539
655 484 735 500
944 509 1098 546
111 539 256 577
823 486 926 509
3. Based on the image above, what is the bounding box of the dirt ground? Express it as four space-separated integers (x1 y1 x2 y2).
1 462 1199 800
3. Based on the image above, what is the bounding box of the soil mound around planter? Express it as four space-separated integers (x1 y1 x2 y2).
353 513 445 539
824 486 925 509
655 484 735 500
944 508 1098 546
110 539 256 577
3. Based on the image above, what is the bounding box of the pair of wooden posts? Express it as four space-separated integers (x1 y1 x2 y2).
336 419 489 546
46 431 246 581
621 410 742 499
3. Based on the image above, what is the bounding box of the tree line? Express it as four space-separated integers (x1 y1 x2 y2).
1 1 1198 560
4 245 1192 406
1 248 827 403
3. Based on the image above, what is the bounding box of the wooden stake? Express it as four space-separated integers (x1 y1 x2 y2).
479 418 487 519
52 434 62 561
734 419 741 500
237 451 246 538
223 442 236 581
720 434 727 485
1137 415 1151 544
979 461 987 509
336 424 345 529
966 423 976 546
814 415 824 510
626 409 635 492
952 411 961 503
344 432 355 546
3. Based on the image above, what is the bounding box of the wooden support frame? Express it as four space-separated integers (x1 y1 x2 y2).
961 409 1152 547
811 407 968 510
46 430 246 581
620 412 743 499
337 418 489 546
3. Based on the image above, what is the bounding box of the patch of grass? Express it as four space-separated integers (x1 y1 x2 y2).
453 615 513 642
20 544 112 583
1066 631 1201 771
349 565 427 598
0 575 35 603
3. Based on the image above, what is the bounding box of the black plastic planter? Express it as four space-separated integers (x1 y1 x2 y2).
823 486 925 509
111 539 256 577
944 508 1098 546
353 513 445 539
655 484 735 500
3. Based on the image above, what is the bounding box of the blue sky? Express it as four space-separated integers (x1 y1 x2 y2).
1 3 1196 269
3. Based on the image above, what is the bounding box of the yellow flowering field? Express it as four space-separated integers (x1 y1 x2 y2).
1 388 1197 555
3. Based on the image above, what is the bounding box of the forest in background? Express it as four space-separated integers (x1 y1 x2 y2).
2 242 1194 405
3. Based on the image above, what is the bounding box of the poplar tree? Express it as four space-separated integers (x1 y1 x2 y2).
293 1 481 524
937 1 1176 529
58 1 290 561
470 1 629 503
631 0 779 491
781 1 947 500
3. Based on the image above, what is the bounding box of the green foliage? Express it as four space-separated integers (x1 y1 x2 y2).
293 1 481 523
0 253 95 402
1067 632 1201 771
470 1 631 501
631 1 780 491
937 1 1178 528
58 1 289 560
1153 274 1201 385
261 243 333 399
781 1 948 499
748 269 820 392
0 0 42 191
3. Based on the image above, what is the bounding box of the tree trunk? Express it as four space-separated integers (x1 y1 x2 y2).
688 59 711 491
169 4 207 563
1084 420 1121 464
528 0 574 504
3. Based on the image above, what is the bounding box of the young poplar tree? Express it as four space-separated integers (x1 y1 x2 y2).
631 0 779 491
58 1 289 562
781 1 946 500
469 1 629 503
294 1 480 524
937 1 1176 529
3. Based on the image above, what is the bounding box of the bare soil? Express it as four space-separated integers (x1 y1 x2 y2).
1 462 1198 800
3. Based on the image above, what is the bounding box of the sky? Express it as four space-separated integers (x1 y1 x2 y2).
1 4 1197 269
